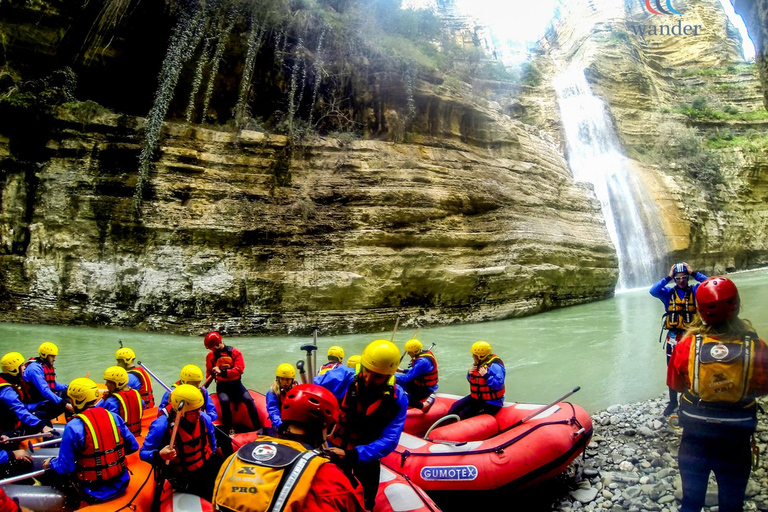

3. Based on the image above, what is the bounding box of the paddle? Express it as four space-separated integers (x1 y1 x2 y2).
516 386 581 426
151 399 183 512
0 468 48 486
390 316 401 342
202 373 214 389
296 360 308 385
300 338 318 385
1 433 52 443
31 438 61 449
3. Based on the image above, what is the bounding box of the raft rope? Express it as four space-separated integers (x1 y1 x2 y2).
397 402 589 466
114 465 155 512
380 461 438 512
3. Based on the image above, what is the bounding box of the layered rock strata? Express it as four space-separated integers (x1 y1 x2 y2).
0 103 617 334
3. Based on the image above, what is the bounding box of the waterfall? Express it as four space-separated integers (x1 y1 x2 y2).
554 67 668 290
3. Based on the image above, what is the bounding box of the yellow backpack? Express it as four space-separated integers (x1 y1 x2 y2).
688 333 755 403
212 436 327 512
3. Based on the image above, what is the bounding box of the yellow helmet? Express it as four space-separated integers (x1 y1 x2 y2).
361 340 400 376
67 378 100 409
170 384 204 413
115 347 136 365
180 364 204 384
103 366 129 389
1 352 25 376
404 339 423 356
471 341 492 359
276 363 296 379
327 346 344 362
38 342 58 358
346 355 361 368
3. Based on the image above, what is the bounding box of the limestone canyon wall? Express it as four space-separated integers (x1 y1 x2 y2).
0 0 617 334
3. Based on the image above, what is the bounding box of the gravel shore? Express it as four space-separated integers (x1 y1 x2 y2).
551 394 768 512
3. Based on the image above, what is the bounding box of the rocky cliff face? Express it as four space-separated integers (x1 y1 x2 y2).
522 0 768 275
0 0 617 334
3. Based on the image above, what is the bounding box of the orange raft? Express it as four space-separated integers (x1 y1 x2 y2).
382 394 593 492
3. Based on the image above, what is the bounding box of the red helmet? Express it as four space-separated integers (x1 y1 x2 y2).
281 384 339 429
204 331 222 350
696 276 740 325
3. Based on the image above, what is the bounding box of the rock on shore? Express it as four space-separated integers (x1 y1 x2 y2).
553 395 768 512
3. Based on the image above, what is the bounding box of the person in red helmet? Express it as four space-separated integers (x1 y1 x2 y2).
212 384 365 512
203 331 261 433
667 276 768 512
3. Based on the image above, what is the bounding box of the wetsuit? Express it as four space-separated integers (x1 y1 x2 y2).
315 366 407 511
205 345 261 432
651 270 708 410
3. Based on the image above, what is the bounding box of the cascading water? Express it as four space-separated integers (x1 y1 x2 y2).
554 67 668 290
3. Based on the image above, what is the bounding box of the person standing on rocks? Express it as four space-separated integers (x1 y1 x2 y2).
650 262 708 416
667 276 768 512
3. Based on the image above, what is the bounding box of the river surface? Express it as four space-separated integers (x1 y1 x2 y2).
1 269 766 413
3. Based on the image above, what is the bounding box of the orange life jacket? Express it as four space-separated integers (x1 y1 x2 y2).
328 371 399 451
665 287 697 331
409 351 438 388
162 405 213 473
469 356 505 401
128 366 155 408
113 388 143 436
213 346 235 371
74 408 127 483
0 375 26 431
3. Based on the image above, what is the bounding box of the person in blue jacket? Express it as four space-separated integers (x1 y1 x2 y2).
396 339 438 412
266 363 297 435
315 339 408 512
42 378 139 504
447 341 506 420
157 365 217 421
141 384 220 500
22 342 73 421
0 352 55 437
650 262 708 416
98 366 145 437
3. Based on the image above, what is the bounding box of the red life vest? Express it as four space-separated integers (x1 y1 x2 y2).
665 287 697 331
162 405 213 473
74 408 127 483
319 361 341 374
409 351 438 389
213 346 235 371
128 366 155 408
113 388 143 436
469 356 505 401
328 371 399 451
0 375 26 431
22 358 57 403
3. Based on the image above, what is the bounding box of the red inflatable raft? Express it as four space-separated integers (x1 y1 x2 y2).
382 393 592 492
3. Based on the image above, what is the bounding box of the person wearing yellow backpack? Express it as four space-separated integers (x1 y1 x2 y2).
212 384 365 512
667 276 768 512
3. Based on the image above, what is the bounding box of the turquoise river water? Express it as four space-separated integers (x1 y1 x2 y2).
1 269 767 413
